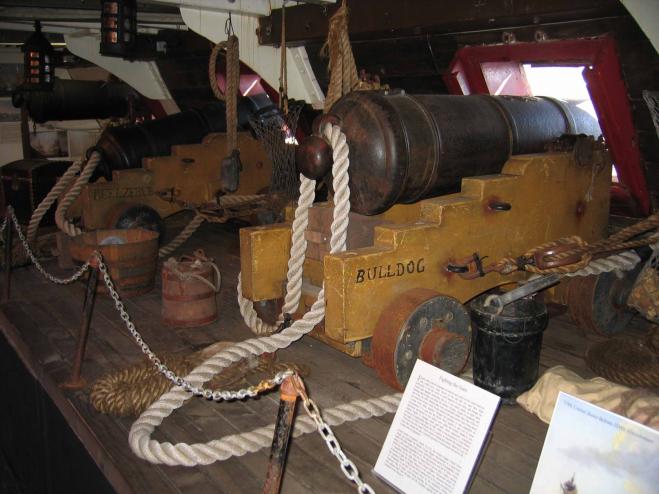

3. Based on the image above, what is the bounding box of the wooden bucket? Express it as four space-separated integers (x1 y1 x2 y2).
70 229 159 297
161 250 220 328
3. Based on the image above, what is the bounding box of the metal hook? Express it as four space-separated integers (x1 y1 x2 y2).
225 12 234 37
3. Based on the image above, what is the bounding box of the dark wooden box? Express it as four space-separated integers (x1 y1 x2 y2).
1 159 72 226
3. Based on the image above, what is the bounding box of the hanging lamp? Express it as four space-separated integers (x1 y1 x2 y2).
100 0 137 58
21 20 54 91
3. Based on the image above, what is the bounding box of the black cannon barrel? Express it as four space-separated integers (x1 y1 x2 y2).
298 91 600 215
94 93 275 180
12 79 136 124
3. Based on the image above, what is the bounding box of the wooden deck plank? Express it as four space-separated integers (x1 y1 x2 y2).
2 222 653 493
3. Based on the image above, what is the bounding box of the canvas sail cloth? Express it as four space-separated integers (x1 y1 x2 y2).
517 366 659 430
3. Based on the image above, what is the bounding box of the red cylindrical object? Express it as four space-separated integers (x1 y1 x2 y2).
161 257 218 328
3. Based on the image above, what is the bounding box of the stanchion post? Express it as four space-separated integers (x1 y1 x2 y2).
3 207 13 303
61 255 99 390
262 375 299 494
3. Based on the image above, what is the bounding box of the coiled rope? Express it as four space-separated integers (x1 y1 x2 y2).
90 340 304 418
129 123 402 467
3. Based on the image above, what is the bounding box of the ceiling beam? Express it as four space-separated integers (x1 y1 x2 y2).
0 7 184 25
0 1 178 13
257 0 627 46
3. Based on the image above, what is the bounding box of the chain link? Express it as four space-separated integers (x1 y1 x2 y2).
293 377 375 494
4 203 298 401
97 257 292 401
104 255 375 491
7 208 90 284
6 205 375 492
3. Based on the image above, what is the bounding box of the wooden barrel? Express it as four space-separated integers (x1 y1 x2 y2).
70 229 159 297
161 252 220 328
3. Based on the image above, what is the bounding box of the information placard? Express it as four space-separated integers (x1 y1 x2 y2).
374 360 500 494
530 392 659 494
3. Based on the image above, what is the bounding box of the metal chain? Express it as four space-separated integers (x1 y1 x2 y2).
293 377 376 494
7 198 374 491
97 257 293 401
7 208 91 284
100 253 374 492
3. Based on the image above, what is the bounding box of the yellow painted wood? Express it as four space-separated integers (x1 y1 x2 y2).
79 132 272 229
240 150 611 355
80 169 180 229
145 133 272 205
239 224 291 301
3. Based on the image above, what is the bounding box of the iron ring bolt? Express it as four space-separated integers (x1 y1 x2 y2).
278 313 293 332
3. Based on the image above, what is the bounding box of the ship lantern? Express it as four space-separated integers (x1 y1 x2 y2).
100 0 137 58
21 21 54 91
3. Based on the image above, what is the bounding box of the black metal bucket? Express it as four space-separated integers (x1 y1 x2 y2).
470 294 548 404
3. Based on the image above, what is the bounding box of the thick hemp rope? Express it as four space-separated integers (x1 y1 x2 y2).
157 213 205 258
44 150 203 257
129 123 402 467
208 34 239 159
157 195 268 259
26 159 82 246
494 212 659 275
321 0 359 112
236 123 348 336
54 151 102 237
279 1 289 114
91 340 306 418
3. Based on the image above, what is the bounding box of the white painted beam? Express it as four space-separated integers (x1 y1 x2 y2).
64 30 178 112
620 0 659 53
145 0 335 16
180 7 325 109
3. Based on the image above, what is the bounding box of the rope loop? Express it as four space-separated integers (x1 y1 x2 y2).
130 123 357 467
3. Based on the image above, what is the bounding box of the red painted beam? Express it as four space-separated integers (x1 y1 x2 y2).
446 37 650 215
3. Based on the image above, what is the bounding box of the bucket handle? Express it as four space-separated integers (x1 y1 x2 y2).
185 262 221 293
165 256 222 293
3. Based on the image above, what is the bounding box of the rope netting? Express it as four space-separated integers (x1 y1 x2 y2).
249 101 304 201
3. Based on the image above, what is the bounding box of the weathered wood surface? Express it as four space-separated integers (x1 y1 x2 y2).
0 220 651 493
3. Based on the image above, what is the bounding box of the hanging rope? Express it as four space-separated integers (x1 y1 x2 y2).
279 1 289 114
26 159 82 245
55 151 102 237
321 0 359 112
208 28 239 158
128 123 394 468
208 43 226 101
237 123 349 336
225 35 239 156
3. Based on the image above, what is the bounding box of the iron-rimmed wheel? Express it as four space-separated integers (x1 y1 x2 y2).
567 264 642 336
372 288 471 390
